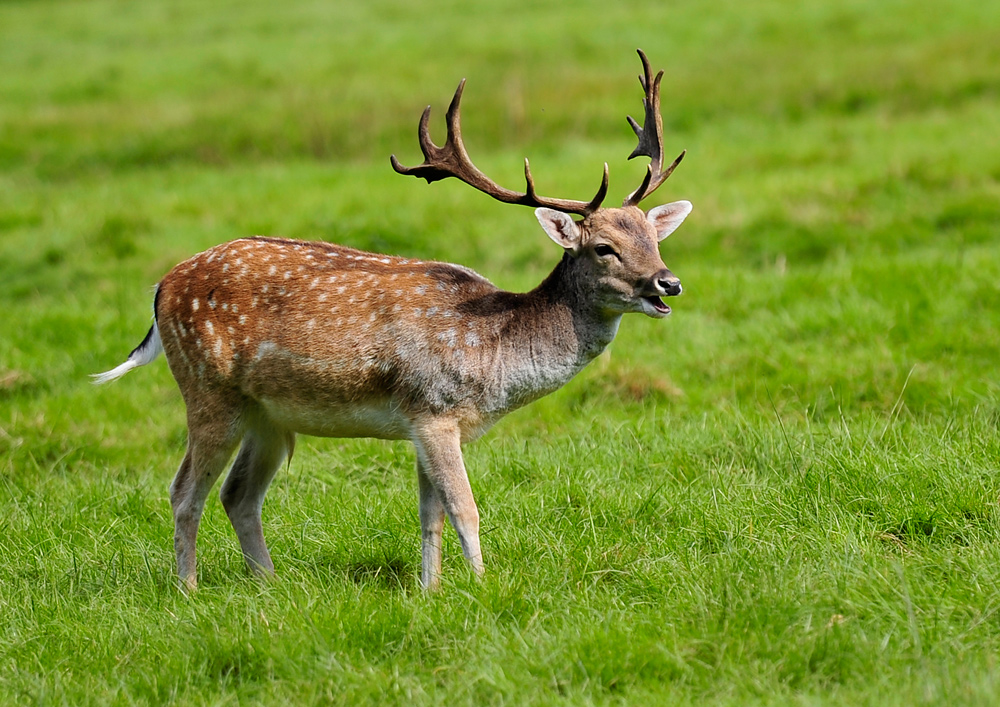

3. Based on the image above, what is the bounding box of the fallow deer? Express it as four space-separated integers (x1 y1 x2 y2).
94 50 692 590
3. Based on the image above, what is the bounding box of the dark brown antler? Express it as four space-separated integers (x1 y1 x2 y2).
623 49 686 207
390 79 608 217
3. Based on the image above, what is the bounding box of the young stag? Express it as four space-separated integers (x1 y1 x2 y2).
95 50 692 590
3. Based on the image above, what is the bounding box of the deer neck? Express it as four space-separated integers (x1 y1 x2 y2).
480 254 621 411
533 252 622 357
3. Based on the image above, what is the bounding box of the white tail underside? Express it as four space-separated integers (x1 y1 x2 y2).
91 322 164 384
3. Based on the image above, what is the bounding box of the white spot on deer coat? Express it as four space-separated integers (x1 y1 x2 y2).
437 329 457 348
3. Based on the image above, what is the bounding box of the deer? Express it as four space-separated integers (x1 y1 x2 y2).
93 49 692 591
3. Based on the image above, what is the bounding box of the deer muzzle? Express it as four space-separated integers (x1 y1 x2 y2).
654 269 682 297
638 268 682 318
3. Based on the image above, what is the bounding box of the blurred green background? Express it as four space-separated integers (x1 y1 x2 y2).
2 0 1000 704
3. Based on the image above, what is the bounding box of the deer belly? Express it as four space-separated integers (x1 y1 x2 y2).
257 397 412 440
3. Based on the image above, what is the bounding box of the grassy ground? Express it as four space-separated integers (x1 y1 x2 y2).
2 0 1000 704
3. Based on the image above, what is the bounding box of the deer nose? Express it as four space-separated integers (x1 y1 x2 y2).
655 270 682 296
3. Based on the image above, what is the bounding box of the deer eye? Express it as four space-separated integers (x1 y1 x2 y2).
594 244 619 259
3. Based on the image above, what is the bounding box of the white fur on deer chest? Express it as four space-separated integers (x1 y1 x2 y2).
485 312 620 414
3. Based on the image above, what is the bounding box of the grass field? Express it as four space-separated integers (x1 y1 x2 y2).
2 0 1000 704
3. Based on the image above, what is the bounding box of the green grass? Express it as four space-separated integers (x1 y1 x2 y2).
2 0 1000 704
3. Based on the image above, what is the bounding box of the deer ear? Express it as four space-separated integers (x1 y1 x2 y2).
646 200 692 241
535 208 582 252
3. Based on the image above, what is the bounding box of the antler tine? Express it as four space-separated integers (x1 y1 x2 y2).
390 79 473 185
628 49 662 166
392 79 608 217
623 49 685 207
524 158 609 216
628 151 686 207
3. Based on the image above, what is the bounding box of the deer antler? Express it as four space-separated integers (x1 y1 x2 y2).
391 79 609 217
623 49 686 207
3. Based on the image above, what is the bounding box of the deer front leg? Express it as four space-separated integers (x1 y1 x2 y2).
412 418 484 586
417 458 446 589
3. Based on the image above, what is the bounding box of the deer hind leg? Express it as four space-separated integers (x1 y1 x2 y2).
220 422 294 577
412 418 484 585
169 400 243 592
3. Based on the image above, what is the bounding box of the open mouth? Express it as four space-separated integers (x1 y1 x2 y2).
643 296 671 315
